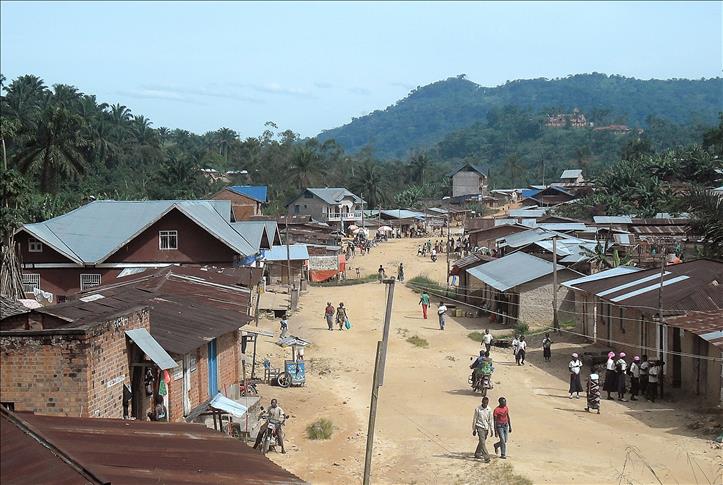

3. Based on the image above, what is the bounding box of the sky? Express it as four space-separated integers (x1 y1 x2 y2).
2 1 721 138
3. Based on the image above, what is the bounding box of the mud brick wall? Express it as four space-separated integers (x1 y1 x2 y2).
0 309 149 418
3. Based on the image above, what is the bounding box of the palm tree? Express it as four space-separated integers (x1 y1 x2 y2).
109 103 132 140
408 153 430 184
352 161 386 209
216 127 237 162
4 75 47 128
686 187 723 258
290 145 321 189
157 127 171 146
152 148 204 199
504 153 521 184
14 105 88 193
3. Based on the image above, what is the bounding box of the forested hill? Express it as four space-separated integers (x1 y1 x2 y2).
316 73 723 159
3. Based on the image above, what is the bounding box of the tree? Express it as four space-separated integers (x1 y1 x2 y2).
408 153 430 184
686 187 723 258
150 148 207 199
216 127 237 162
290 145 321 189
702 114 723 157
351 161 386 208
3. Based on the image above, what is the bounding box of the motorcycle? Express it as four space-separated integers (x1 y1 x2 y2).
431 253 437 262
261 419 282 454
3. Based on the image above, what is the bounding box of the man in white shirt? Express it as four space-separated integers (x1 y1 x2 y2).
629 356 641 401
472 397 493 462
253 399 287 453
482 329 493 353
437 302 447 330
518 336 527 365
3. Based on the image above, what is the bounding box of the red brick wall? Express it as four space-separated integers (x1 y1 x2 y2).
105 209 238 264
21 268 123 299
15 231 76 264
0 309 149 418
217 331 240 395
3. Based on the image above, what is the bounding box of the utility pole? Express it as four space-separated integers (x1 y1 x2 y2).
445 215 451 290
656 247 667 399
285 214 292 304
552 236 559 331
363 278 396 485
360 193 365 231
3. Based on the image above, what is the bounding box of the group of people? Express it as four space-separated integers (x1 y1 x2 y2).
511 335 527 365
417 290 448 330
602 352 662 403
417 239 443 258
324 302 349 331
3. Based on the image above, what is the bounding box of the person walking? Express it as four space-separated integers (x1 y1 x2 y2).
336 302 348 331
568 353 583 399
512 335 521 365
482 329 493 354
419 290 430 319
437 301 448 330
542 333 553 362
397 263 405 282
603 352 617 400
472 396 493 462
629 356 641 401
639 354 649 396
585 372 601 414
324 302 335 331
279 314 289 338
493 397 512 460
615 352 628 401
518 336 527 365
378 265 385 283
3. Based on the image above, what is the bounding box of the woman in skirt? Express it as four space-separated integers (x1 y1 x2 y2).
568 353 584 398
585 373 601 414
603 351 617 400
615 352 628 402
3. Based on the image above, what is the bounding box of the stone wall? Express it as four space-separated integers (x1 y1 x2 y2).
517 274 576 327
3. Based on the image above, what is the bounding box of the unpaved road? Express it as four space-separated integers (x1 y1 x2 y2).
252 236 722 485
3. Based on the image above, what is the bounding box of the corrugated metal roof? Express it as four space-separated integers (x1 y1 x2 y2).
499 228 575 248
1 409 306 485
231 221 272 250
447 162 488 177
574 259 723 312
304 188 363 205
537 223 587 232
593 215 633 224
227 185 268 203
563 266 642 290
560 169 582 179
519 189 541 200
665 311 723 349
466 252 565 292
508 209 545 218
125 328 177 370
264 244 310 261
380 209 426 220
19 200 256 265
427 207 449 214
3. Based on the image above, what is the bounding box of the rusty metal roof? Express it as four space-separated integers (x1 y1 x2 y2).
1 408 306 485
450 253 495 275
665 311 723 349
574 259 723 313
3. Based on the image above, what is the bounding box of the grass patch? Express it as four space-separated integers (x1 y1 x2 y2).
468 331 484 342
406 275 456 299
406 335 429 348
454 461 532 485
306 418 334 440
310 273 377 287
514 321 529 336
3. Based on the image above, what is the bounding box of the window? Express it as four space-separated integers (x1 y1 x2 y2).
80 274 101 291
22 274 40 292
294 205 300 215
304 192 313 199
28 238 43 253
159 230 178 250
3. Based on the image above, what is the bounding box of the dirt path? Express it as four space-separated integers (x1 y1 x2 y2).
252 237 721 485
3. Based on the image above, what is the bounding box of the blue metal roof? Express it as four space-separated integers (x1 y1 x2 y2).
520 188 541 199
264 244 310 261
227 185 268 203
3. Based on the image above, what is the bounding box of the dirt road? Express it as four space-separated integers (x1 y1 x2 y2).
252 237 721 485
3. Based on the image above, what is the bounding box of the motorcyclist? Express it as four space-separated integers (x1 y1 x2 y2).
431 248 437 262
470 351 494 389
253 398 287 453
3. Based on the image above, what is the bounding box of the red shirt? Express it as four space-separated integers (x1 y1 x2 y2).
493 405 509 425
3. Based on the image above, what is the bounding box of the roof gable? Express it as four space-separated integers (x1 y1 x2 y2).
466 252 566 291
447 163 488 178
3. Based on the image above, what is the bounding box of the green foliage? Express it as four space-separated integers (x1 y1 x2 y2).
306 418 334 440
686 187 723 259
406 335 429 348
406 275 446 294
318 74 722 159
467 331 484 342
514 321 529 336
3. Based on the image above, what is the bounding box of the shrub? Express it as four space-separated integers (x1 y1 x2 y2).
406 335 429 348
306 418 334 440
468 331 484 342
514 321 529 336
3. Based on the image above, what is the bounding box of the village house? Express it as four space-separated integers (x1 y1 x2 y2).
0 407 305 484
557 169 585 184
263 244 310 286
545 108 589 128
563 259 723 405
0 296 175 420
278 215 341 246
465 223 529 252
212 185 268 220
286 188 364 230
447 162 489 198
465 252 578 326
15 199 272 300
520 185 577 207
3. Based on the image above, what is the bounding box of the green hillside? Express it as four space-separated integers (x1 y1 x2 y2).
317 73 723 159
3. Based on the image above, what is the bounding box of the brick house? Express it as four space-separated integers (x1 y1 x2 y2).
286 188 363 230
77 266 255 421
563 260 723 404
0 298 175 419
15 200 270 300
448 163 489 198
212 185 268 220
465 252 577 326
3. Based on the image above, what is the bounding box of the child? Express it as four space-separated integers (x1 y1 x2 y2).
512 335 521 365
585 372 601 414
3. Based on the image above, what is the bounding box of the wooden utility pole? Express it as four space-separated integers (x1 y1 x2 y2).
285 214 292 304
657 248 666 399
552 236 559 330
363 278 396 485
445 215 451 289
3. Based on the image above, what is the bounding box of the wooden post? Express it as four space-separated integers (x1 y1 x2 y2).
552 236 559 330
285 214 292 305
445 215 451 290
363 279 396 485
657 249 666 399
